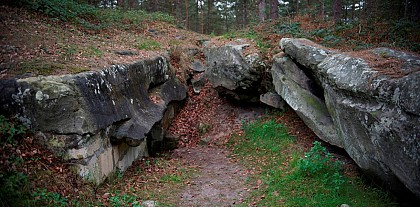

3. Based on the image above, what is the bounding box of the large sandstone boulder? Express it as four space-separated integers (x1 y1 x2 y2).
0 56 187 183
271 53 340 146
274 38 420 198
204 43 266 101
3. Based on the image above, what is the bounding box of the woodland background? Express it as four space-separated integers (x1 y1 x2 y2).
89 0 420 35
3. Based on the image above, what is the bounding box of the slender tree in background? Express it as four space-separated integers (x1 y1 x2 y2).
185 0 189 29
206 0 213 34
194 0 199 32
258 0 266 22
333 0 343 22
79 0 419 35
318 0 325 19
224 0 229 32
270 0 279 20
243 0 248 27
412 0 420 21
200 1 204 33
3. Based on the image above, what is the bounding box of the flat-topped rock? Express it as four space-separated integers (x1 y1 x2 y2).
0 56 187 183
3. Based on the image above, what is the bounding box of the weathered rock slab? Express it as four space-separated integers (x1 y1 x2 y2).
271 54 340 146
259 92 286 109
0 56 187 183
204 44 265 101
274 38 420 198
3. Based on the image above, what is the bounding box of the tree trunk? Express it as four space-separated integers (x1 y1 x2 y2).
206 0 212 34
117 0 123 9
243 0 248 27
258 0 266 22
169 0 174 16
296 0 299 16
154 0 159 12
314 0 324 18
235 1 241 28
225 0 229 32
412 0 420 21
195 0 199 32
333 0 342 22
270 0 279 20
185 0 189 30
176 0 182 22
403 0 409 18
364 0 373 19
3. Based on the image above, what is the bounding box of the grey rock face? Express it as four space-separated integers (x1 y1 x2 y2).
259 92 286 109
192 75 206 94
113 50 139 56
204 44 265 101
0 56 187 183
280 38 334 70
191 59 205 72
271 53 340 147
274 38 420 198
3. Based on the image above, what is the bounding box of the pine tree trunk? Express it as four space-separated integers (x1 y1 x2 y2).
270 0 278 20
185 0 189 30
199 1 204 33
177 0 182 23
206 0 212 34
333 0 342 22
170 0 174 16
243 0 248 27
412 0 420 21
404 0 409 18
225 0 229 32
195 0 199 32
313 0 324 18
154 0 159 12
364 0 373 20
258 0 266 22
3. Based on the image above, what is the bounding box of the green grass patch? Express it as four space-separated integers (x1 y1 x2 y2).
107 191 142 207
228 118 396 207
0 115 32 206
0 172 33 206
19 61 63 76
85 45 104 57
0 115 27 144
160 174 182 183
93 156 195 207
19 60 89 75
68 66 90 74
137 39 161 50
32 188 68 207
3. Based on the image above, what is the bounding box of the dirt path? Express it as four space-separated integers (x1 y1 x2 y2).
168 83 266 206
173 146 248 207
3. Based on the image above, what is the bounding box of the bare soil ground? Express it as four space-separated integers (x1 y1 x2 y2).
174 146 249 207
175 102 270 206
0 5 206 79
166 82 267 206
